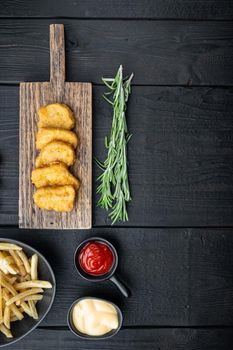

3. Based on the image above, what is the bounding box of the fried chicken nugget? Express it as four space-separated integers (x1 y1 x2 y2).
33 185 76 212
38 103 75 130
35 141 76 168
36 128 78 150
31 163 80 190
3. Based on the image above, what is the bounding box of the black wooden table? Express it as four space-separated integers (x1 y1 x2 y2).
1 1 233 349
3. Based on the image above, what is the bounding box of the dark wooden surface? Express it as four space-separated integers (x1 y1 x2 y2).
2 228 233 327
6 328 233 350
0 0 233 19
0 20 233 85
1 85 233 227
0 1 233 349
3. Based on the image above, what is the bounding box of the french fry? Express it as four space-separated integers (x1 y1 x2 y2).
9 304 24 321
3 306 10 328
15 280 52 290
5 265 18 275
0 277 17 296
0 324 13 338
16 251 31 274
31 254 38 280
19 265 27 277
0 253 19 275
3 306 10 329
18 274 31 283
24 274 31 282
4 257 15 266
0 243 53 339
0 266 8 275
10 316 18 322
8 277 17 285
15 294 43 306
6 288 43 306
20 302 33 317
0 252 8 275
18 306 24 313
3 274 17 285
0 243 22 251
9 250 23 266
2 289 9 302
28 300 38 320
18 273 29 284
10 250 27 277
21 294 43 302
0 275 2 321
2 289 24 321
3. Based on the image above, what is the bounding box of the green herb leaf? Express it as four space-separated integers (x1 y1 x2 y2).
95 65 133 224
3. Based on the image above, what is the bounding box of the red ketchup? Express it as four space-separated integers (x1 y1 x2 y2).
79 241 114 276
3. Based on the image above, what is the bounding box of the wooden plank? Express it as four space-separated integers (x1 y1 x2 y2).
0 20 233 85
6 328 233 350
1 85 233 227
0 85 19 225
1 228 233 327
0 0 233 19
19 24 92 229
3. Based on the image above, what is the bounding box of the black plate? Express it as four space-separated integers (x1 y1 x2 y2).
0 238 56 348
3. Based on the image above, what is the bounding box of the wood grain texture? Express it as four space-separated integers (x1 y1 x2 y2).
19 24 92 229
50 24 65 85
1 228 233 327
2 85 232 227
5 328 233 350
0 20 233 85
0 0 233 19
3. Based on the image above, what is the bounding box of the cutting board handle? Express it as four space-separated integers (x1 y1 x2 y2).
50 24 65 85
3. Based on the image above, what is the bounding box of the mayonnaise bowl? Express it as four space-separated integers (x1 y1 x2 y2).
67 297 123 340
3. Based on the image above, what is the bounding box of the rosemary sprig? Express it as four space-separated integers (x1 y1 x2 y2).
95 65 133 224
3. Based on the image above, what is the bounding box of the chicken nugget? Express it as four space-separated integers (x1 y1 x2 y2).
38 103 75 130
31 163 80 190
36 128 78 150
35 141 75 168
33 185 76 212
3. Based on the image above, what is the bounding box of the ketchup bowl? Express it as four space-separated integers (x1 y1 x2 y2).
74 237 129 298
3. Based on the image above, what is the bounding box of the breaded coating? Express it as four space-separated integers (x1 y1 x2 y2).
31 163 80 190
38 103 75 130
36 128 78 150
35 141 76 168
33 185 76 212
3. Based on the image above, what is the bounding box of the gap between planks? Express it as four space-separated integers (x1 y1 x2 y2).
37 325 233 330
0 17 233 21
2 224 233 230
1 82 233 88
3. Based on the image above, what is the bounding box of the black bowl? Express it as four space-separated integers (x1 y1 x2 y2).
0 238 56 348
74 237 118 282
67 297 123 340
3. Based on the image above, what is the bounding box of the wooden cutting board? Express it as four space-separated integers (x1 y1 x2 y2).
19 24 92 229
